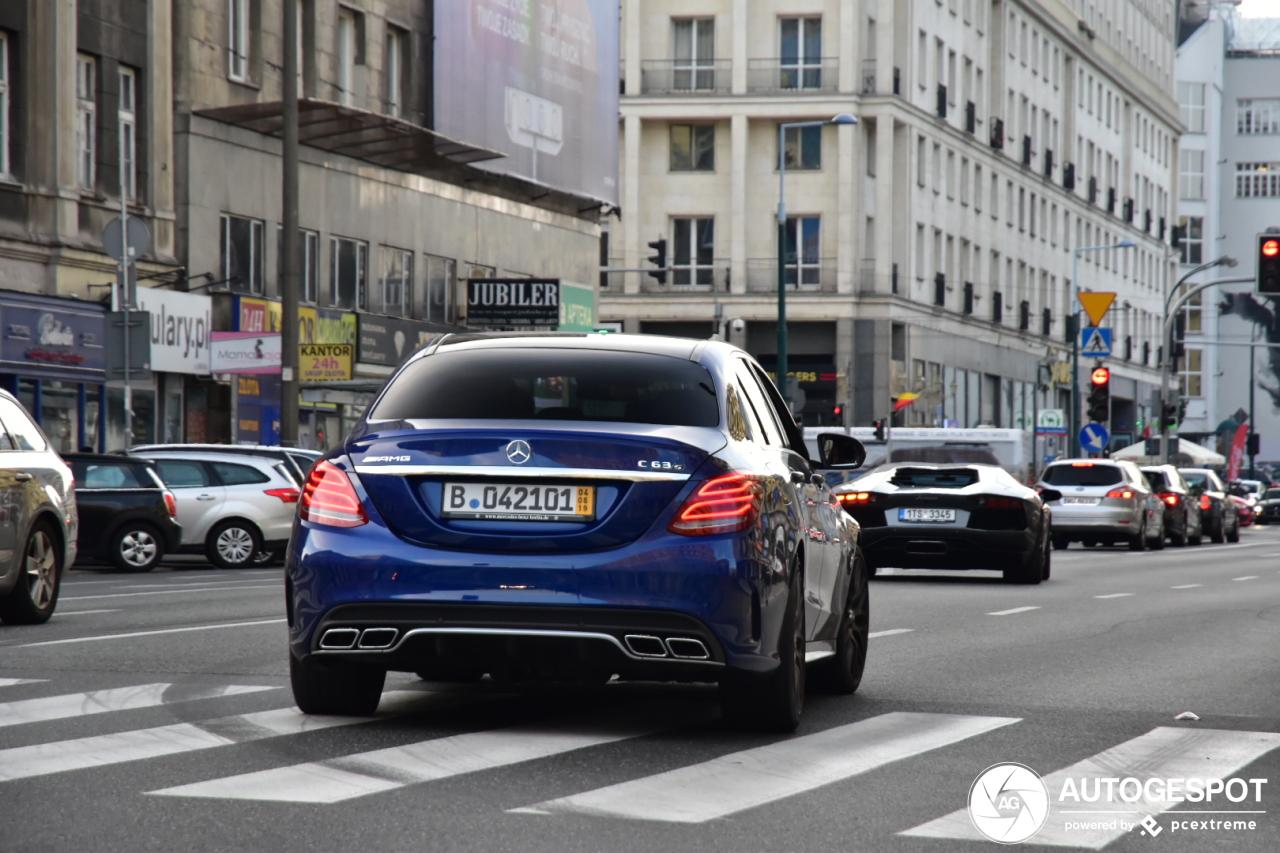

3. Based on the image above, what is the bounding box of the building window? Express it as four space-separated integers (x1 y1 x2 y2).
221 214 265 294
1179 348 1202 397
337 7 364 105
330 236 367 309
1177 82 1204 133
672 18 715 91
422 254 456 323
379 246 413 317
671 216 714 286
1237 98 1279 135
228 0 249 82
1178 215 1202 265
780 124 820 171
384 25 405 117
1236 162 1280 197
76 54 96 191
785 216 821 286
670 124 714 171
779 17 822 89
1179 149 1204 199
118 67 137 201
276 227 319 303
0 32 10 177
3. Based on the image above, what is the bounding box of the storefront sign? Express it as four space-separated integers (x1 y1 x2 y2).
357 315 451 366
0 292 106 381
133 287 212 375
234 296 356 345
211 332 282 374
466 279 561 326
300 343 353 382
557 283 596 331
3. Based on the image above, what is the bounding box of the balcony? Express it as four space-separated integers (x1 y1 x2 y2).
637 265 731 293
640 60 732 95
745 258 838 293
746 58 839 94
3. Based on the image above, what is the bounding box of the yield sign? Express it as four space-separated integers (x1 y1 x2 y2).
1078 292 1116 327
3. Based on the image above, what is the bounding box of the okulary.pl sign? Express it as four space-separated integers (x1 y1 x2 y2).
211 332 282 374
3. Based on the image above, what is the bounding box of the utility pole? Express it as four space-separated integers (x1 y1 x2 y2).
280 0 300 446
118 102 132 447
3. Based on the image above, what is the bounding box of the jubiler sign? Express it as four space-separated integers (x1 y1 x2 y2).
466 279 560 326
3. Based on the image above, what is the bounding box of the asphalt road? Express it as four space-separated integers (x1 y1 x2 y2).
1 529 1278 853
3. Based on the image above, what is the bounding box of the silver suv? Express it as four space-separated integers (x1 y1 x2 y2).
147 452 298 568
1038 459 1156 551
0 390 77 623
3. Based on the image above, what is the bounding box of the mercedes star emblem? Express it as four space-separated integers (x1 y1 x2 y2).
505 440 532 465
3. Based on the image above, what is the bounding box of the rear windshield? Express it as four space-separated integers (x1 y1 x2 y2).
1142 471 1169 491
1265 489 1280 500
1180 470 1212 490
888 467 979 488
72 461 153 489
1043 464 1123 486
371 348 720 428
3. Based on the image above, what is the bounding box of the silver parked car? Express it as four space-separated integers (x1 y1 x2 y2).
146 452 298 568
131 444 321 485
1037 458 1158 551
0 390 77 623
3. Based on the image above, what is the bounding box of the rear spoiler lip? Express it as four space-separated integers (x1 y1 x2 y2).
352 464 691 482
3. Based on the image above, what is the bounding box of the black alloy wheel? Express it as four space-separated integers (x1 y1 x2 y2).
720 556 805 733
812 549 870 694
0 522 62 624
108 524 164 573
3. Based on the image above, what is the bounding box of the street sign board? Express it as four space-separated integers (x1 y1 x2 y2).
1078 291 1116 327
1079 422 1110 452
103 215 151 262
1035 408 1067 435
1080 326 1112 356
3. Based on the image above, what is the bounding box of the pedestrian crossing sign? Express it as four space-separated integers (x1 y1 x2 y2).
1080 326 1112 356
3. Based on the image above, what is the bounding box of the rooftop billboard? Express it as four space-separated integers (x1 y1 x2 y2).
434 0 619 204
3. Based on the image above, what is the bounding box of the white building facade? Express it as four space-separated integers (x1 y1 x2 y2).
607 0 1181 452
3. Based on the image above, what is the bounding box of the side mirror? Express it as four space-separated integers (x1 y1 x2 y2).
1038 489 1062 503
816 433 866 469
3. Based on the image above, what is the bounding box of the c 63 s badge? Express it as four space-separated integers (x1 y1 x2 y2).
638 460 684 471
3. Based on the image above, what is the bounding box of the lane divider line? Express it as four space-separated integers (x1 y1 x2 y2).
868 629 915 638
1233 576 1259 581
16 618 288 648
0 678 47 688
59 585 279 602
0 683 277 729
1171 584 1203 589
987 606 1041 616
1094 593 1133 599
54 609 120 616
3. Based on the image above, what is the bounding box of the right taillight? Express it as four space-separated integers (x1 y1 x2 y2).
1159 493 1180 507
300 460 368 528
1105 487 1135 500
1200 495 1212 511
163 491 177 518
668 473 762 536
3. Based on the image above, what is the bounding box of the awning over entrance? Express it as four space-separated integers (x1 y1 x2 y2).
195 99 505 173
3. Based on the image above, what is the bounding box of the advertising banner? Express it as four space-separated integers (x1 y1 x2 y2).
133 287 212 375
557 282 595 331
234 297 356 346
434 0 619 203
466 279 561 326
211 332 282 374
356 315 451 366
301 343 354 382
0 294 106 381
1228 423 1248 481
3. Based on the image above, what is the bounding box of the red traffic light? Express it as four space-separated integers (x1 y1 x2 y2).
1091 367 1110 385
1264 239 1280 258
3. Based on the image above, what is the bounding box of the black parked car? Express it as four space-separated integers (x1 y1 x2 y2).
1178 468 1240 544
64 454 182 572
1141 464 1203 546
1255 488 1280 525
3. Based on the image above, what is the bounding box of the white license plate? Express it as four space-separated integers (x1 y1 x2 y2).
899 507 956 523
442 482 596 521
1062 497 1100 505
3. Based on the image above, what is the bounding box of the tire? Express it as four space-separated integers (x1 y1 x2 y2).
205 520 263 569
812 550 870 695
290 650 386 715
1042 542 1052 580
1209 518 1225 544
1005 534 1046 584
1082 540 1097 548
107 524 164 573
1051 536 1069 551
1188 531 1202 545
1128 519 1147 552
1227 523 1240 543
251 549 283 568
1169 521 1187 547
0 522 62 625
1148 521 1165 550
720 559 804 733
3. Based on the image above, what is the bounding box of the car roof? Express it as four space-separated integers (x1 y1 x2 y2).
142 451 282 468
63 453 156 465
424 331 710 362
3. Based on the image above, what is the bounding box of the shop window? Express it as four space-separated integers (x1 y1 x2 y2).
221 214 265 293
330 235 367 310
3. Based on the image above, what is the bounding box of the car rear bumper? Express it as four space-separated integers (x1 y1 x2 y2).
858 526 1035 570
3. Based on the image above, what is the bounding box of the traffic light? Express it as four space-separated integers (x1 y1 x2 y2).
1247 432 1260 457
646 238 667 284
1258 233 1280 295
1087 366 1110 423
1161 401 1178 430
873 419 885 441
832 404 843 418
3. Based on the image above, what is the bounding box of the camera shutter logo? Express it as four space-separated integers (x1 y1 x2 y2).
968 763 1050 844
505 440 532 465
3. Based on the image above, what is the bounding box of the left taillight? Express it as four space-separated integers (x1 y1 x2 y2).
1158 493 1180 507
300 461 368 528
668 473 762 536
264 487 301 503
1199 494 1212 511
163 491 177 518
975 495 1024 509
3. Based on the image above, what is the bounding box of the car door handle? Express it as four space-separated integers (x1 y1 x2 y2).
196 494 217 501
13 472 32 482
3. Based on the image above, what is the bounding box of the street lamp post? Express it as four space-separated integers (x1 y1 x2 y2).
1070 240 1135 455
777 114 857 409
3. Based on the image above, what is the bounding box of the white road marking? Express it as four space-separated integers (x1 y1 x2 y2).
511 712 1018 824
869 628 915 638
148 707 711 804
902 726 1280 849
59 585 278 601
54 609 120 616
0 691 431 782
1093 593 1133 599
987 606 1041 616
0 678 47 688
16 618 287 647
0 683 277 729
1233 576 1259 581
1171 584 1203 589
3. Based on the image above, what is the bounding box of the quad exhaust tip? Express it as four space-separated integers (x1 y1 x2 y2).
318 627 399 650
665 637 710 660
623 634 668 657
357 628 399 649
318 627 359 650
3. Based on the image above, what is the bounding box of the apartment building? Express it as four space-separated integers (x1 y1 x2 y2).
606 0 1181 446
1175 4 1280 463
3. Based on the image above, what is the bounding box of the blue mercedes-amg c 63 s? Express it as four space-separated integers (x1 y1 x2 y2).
286 333 868 731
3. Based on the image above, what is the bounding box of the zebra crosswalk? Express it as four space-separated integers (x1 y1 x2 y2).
1 673 1277 850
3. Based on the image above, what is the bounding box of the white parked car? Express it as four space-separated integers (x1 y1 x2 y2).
146 452 298 568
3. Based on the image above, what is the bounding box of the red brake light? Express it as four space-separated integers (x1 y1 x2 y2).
837 491 876 504
668 473 762 536
1071 462 1095 467
265 487 301 503
1105 487 1135 500
300 461 368 528
976 495 1024 509
1159 493 1179 507
163 491 178 518
1200 495 1212 511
